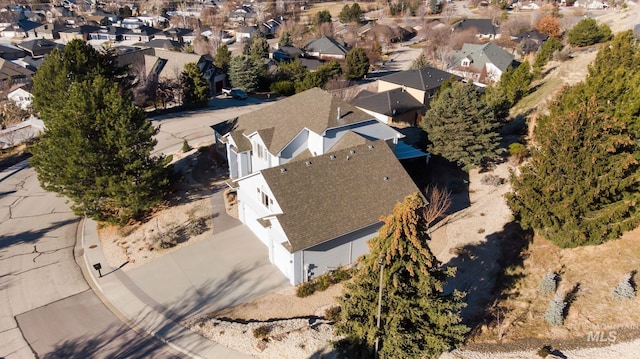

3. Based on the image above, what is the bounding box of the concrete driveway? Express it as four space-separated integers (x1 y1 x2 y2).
123 188 290 322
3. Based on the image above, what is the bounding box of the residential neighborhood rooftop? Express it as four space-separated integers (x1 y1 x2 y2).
378 66 459 91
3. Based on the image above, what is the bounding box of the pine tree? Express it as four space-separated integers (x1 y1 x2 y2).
30 75 169 224
345 47 369 79
422 81 502 169
214 44 232 73
229 55 261 92
507 31 640 247
336 193 468 358
249 34 270 60
500 61 533 105
567 18 612 47
181 62 209 107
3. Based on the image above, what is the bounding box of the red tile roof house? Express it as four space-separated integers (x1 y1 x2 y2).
212 88 423 284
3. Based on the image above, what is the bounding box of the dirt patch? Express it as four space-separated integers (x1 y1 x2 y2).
98 144 226 271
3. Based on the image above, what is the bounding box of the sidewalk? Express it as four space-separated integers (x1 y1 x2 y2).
80 216 249 359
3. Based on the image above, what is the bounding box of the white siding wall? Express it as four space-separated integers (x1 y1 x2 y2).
249 134 271 173
236 173 278 246
279 129 310 162
307 131 324 155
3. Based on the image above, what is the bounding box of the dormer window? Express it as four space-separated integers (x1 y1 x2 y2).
461 59 471 67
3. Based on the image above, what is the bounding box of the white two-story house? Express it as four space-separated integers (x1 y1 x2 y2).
212 88 424 284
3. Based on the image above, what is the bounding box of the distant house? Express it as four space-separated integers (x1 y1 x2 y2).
7 87 33 110
155 27 192 43
135 38 182 50
0 43 26 60
0 117 43 149
271 45 304 62
16 38 64 58
360 24 415 44
122 25 162 42
449 42 516 84
211 87 423 284
27 22 66 39
351 88 424 127
258 18 282 37
304 36 350 60
352 67 460 127
235 26 257 42
89 26 127 42
1 19 42 38
0 58 34 84
452 18 500 40
59 25 100 42
511 30 549 54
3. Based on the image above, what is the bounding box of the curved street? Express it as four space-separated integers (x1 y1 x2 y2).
0 160 184 358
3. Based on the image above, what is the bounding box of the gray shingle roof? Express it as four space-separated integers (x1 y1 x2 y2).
303 36 350 56
261 141 420 252
224 87 374 154
377 67 458 91
450 42 515 73
453 18 498 36
351 87 424 116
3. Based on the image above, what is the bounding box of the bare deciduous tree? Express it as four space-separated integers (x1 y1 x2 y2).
423 184 452 230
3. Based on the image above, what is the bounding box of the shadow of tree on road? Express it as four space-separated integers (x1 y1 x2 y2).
0 218 79 249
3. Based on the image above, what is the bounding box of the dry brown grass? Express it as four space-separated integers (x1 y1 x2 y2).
475 232 640 342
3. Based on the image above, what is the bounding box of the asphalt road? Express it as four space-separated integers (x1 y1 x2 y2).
0 162 182 359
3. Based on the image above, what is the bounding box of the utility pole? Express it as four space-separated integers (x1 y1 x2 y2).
374 257 384 359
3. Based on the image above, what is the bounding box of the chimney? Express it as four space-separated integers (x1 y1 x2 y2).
337 107 341 120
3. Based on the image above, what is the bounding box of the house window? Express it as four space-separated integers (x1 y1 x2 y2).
461 59 470 67
254 142 267 160
257 187 273 209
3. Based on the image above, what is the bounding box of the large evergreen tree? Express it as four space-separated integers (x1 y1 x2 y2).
180 62 209 107
422 81 501 169
336 193 468 358
345 47 370 79
507 31 640 247
30 40 170 224
567 18 612 47
500 61 533 105
228 55 261 92
214 44 232 73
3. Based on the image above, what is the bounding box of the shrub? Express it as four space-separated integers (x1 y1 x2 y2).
481 174 505 186
537 345 553 357
332 267 351 283
508 142 528 163
181 139 192 152
296 281 316 298
612 274 636 300
543 293 566 326
269 81 295 96
186 216 207 236
152 227 179 249
252 324 272 339
324 306 342 322
316 274 333 291
539 269 557 296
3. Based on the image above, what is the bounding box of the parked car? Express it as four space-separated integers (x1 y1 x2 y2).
222 88 248 100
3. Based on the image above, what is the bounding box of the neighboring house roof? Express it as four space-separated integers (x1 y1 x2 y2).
17 19 42 32
378 66 458 92
135 38 182 50
453 18 498 36
0 116 43 149
123 25 162 38
59 24 100 36
450 42 515 73
144 48 204 80
0 58 34 82
0 43 26 60
261 141 420 252
512 30 548 43
16 39 64 57
298 57 323 71
351 87 423 117
304 36 350 57
221 87 374 154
